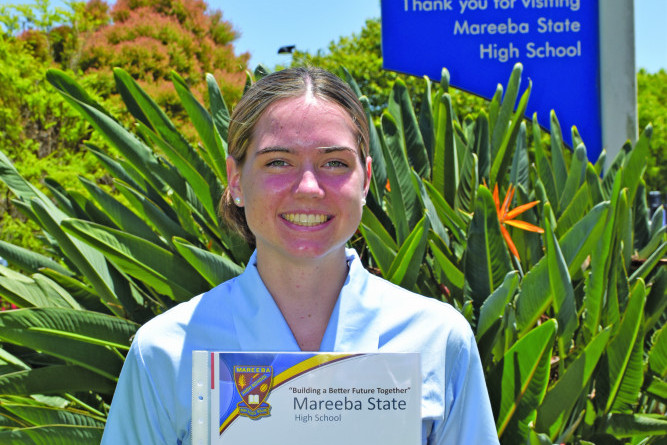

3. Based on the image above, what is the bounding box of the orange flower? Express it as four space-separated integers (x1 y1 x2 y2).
493 183 544 260
385 179 391 192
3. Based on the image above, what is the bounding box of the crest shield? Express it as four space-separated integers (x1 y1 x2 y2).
233 366 273 419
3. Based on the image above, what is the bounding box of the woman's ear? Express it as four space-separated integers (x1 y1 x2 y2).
226 156 244 206
363 156 373 196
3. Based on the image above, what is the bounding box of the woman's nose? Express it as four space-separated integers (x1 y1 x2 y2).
294 169 325 198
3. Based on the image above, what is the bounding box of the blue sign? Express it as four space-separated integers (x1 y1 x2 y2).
381 0 601 161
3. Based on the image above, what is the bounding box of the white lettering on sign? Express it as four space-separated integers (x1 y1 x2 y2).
454 18 530 35
459 0 488 13
536 17 580 33
404 0 454 11
526 40 581 58
480 42 520 62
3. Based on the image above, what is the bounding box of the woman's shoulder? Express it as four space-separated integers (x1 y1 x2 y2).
132 277 239 355
362 273 474 348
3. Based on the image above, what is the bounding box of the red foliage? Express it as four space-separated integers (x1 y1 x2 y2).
80 0 247 108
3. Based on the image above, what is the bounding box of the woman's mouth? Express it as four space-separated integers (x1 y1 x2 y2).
282 213 331 227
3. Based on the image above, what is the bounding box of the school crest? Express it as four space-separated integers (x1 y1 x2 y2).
233 366 273 419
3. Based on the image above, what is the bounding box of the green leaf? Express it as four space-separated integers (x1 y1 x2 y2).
206 72 231 150
473 112 491 181
543 205 577 359
646 376 667 402
455 149 478 214
491 319 557 441
629 241 667 284
361 96 387 204
359 207 398 275
3 403 104 428
490 71 531 186
534 134 559 218
558 143 587 212
645 267 667 334
621 125 652 205
387 78 430 178
112 180 198 247
0 365 114 398
381 112 420 243
0 240 71 277
135 121 219 223
29 199 123 316
549 112 569 209
582 170 622 341
172 237 244 288
604 413 667 438
477 271 518 340
611 330 644 412
172 71 227 183
47 70 172 201
418 77 435 165
0 150 54 213
509 122 530 193
599 279 646 414
0 425 103 444
0 269 80 309
423 180 467 246
414 173 449 245
463 186 512 306
555 181 592 238
386 216 430 291
429 239 464 294
0 308 137 381
78 176 164 247
490 63 522 157
61 219 208 301
535 327 612 440
649 324 667 378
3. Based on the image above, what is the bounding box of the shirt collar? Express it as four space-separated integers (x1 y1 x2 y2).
231 248 381 352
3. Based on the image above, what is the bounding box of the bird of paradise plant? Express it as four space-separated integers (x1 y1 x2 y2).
493 183 544 261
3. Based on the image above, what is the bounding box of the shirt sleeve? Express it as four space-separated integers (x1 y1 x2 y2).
430 324 500 444
101 336 179 445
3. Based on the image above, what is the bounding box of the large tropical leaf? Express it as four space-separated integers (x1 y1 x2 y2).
386 78 430 178
0 425 103 444
0 365 115 396
535 327 612 440
490 319 557 442
0 308 137 380
381 112 421 243
61 219 208 301
598 279 647 414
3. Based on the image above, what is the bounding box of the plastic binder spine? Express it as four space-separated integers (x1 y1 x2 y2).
192 351 211 445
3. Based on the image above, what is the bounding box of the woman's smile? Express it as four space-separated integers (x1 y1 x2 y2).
281 213 332 227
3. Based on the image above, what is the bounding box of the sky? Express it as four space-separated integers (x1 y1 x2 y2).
0 0 664 71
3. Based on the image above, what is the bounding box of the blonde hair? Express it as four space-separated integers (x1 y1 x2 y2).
219 67 370 243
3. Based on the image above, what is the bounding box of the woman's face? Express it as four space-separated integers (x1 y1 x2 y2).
227 94 371 265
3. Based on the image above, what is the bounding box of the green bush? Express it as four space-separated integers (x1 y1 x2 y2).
0 65 664 443
637 69 667 195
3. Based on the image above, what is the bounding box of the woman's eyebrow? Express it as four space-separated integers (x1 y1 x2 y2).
255 146 291 155
320 146 356 154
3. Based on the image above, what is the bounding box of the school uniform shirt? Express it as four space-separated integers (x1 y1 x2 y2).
101 248 500 444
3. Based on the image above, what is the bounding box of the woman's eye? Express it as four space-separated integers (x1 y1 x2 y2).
324 160 348 168
266 159 289 167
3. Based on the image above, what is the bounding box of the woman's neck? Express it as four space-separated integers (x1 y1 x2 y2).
255 249 349 351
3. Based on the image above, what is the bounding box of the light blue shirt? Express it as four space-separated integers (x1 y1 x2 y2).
101 249 499 444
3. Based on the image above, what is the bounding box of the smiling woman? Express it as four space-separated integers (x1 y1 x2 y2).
100 67 500 444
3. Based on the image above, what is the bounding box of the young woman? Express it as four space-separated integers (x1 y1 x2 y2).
101 67 499 444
